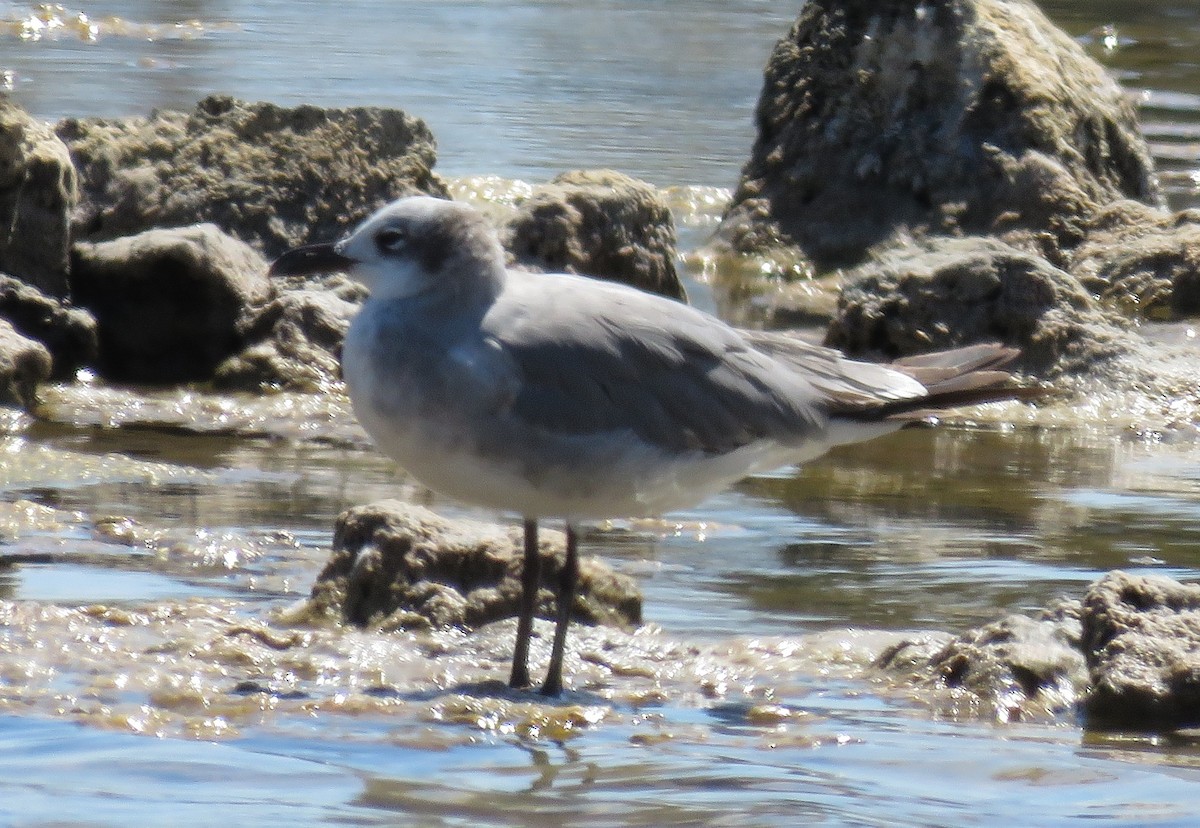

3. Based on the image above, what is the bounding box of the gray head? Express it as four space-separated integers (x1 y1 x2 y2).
270 196 507 300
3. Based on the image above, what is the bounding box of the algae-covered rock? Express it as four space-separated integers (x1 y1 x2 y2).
1069 201 1200 319
0 318 51 409
1081 570 1200 730
504 170 685 300
58 95 448 258
826 236 1130 375
876 571 1200 730
0 273 97 378
877 601 1085 722
307 501 642 632
713 0 1158 272
214 288 359 392
0 95 78 297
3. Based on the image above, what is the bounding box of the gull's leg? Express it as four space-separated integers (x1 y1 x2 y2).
540 523 578 697
509 518 540 689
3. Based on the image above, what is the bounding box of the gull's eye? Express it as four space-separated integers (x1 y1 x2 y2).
375 227 407 254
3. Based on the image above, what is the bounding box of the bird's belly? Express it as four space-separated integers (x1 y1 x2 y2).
347 375 806 520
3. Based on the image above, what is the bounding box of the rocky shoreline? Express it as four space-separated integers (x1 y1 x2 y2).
2 0 1199 733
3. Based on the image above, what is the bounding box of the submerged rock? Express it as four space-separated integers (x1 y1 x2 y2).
307 501 642 632
1081 570 1200 730
876 570 1200 730
825 236 1131 374
0 318 51 409
0 273 97 379
0 96 78 297
503 170 685 300
712 0 1158 272
58 95 448 258
70 223 270 384
876 601 1085 722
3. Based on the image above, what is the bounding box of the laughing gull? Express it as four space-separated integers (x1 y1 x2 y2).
271 195 1035 696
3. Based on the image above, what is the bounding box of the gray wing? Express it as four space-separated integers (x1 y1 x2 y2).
483 275 827 455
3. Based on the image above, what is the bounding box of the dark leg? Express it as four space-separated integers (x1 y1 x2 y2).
540 524 578 696
509 518 540 688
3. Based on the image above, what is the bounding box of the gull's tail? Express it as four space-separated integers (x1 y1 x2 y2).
741 333 1045 422
867 343 1045 421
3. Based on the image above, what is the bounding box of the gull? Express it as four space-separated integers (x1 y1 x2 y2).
270 195 1034 696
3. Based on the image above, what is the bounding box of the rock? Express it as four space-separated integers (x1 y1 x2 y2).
58 95 448 258
1068 201 1200 319
70 223 270 384
503 170 685 300
0 273 97 378
712 0 1158 273
0 96 78 297
1081 570 1200 730
0 318 51 409
877 600 1085 722
307 501 642 632
213 288 359 392
825 236 1131 375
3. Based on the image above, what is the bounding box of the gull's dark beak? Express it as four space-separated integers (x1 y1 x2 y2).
269 242 354 277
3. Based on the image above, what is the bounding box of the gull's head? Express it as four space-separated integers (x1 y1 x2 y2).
269 196 507 301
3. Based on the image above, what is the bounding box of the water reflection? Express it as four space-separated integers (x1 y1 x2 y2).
748 427 1200 558
714 426 1200 630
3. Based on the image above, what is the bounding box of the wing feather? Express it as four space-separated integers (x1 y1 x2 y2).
485 276 826 455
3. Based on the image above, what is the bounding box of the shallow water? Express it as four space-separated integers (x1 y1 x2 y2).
4 398 1200 825
3 1 1200 825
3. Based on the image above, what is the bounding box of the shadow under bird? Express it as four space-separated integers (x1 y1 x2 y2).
270 195 1037 696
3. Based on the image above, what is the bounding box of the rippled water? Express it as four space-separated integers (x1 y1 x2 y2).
5 407 1200 825
3 1 1200 825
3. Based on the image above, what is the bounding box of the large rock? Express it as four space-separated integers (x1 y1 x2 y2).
306 501 642 632
1081 571 1200 730
0 96 77 297
503 170 685 300
0 273 97 378
70 223 270 384
58 95 448 258
0 318 51 409
825 236 1130 374
713 0 1158 272
1068 201 1200 320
